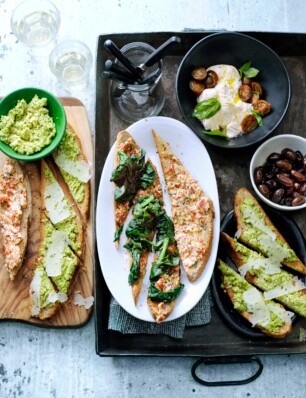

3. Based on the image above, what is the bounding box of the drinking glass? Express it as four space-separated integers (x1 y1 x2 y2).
49 40 93 91
109 42 165 123
11 0 61 54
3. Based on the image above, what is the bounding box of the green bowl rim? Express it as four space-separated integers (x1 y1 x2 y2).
0 87 67 161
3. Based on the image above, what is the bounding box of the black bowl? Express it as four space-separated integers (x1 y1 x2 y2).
211 206 306 339
176 32 291 149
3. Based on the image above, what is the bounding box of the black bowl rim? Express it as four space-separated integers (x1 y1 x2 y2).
175 31 292 149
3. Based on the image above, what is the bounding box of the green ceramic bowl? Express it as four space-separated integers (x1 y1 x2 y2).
0 87 67 161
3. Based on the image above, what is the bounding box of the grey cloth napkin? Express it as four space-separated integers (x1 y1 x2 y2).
108 286 213 339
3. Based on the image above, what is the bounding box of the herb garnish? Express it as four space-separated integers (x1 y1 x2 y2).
251 110 263 126
203 129 228 138
192 98 221 120
239 61 259 78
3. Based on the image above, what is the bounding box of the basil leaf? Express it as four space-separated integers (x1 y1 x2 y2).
192 98 221 120
140 161 156 189
239 61 259 78
203 129 228 138
113 225 123 242
148 284 184 303
252 110 263 126
238 61 251 76
244 67 259 78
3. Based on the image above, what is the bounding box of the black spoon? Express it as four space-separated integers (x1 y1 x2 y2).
104 60 136 81
136 36 181 72
104 40 143 80
102 71 135 85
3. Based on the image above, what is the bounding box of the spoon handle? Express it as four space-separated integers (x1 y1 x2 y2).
105 60 135 80
144 36 181 67
104 40 143 79
102 71 135 85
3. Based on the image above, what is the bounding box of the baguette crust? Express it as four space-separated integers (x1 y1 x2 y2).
153 130 214 282
234 188 306 275
52 125 90 220
0 159 31 280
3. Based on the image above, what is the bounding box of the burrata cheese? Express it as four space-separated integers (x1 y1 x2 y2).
197 65 253 138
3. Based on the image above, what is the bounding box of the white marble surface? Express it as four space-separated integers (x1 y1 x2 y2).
0 0 306 397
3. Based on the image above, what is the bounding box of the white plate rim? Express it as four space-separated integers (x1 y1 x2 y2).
96 116 220 322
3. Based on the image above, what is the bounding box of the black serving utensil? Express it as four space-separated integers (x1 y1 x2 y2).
104 40 143 80
136 35 181 72
102 71 135 85
104 60 136 81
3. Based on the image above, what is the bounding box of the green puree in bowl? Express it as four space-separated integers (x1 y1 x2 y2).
0 95 56 155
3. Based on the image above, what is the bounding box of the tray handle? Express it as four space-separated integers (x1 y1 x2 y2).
191 355 263 386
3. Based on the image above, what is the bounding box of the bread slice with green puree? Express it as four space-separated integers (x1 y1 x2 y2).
41 159 85 260
29 210 80 319
38 213 79 295
234 188 306 275
29 265 62 320
218 259 293 338
52 127 90 220
221 232 306 317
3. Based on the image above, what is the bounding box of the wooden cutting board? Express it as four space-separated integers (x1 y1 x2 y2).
0 97 94 327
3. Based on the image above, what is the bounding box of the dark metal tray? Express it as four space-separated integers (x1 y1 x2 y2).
95 31 306 357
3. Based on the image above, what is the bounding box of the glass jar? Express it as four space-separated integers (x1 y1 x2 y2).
110 42 165 123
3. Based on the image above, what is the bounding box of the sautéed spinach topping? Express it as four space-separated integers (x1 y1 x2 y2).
110 149 156 203
124 195 184 302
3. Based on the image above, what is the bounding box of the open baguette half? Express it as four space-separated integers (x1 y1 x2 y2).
41 159 85 260
127 160 163 304
52 126 90 220
30 211 80 320
153 129 214 282
0 159 31 280
29 264 61 320
218 259 293 338
221 232 306 317
234 187 306 275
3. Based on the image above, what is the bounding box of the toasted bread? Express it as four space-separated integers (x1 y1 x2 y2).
0 159 31 280
39 213 79 295
112 130 143 245
153 130 214 282
127 160 163 304
30 212 80 319
221 232 306 317
218 259 292 338
147 243 181 323
41 159 85 260
52 126 90 220
29 264 61 320
234 188 306 275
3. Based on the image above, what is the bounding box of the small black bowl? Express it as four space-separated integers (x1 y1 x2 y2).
176 32 291 149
